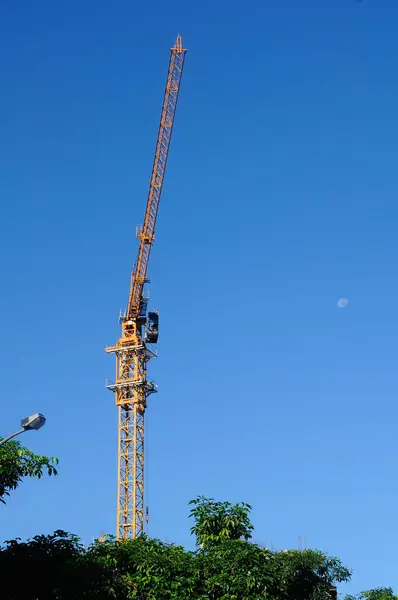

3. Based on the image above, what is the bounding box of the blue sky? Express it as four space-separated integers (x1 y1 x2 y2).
1 0 398 593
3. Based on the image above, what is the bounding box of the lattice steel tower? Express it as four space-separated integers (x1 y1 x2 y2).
106 36 186 539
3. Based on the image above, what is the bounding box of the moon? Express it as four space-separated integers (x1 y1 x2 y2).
337 298 348 309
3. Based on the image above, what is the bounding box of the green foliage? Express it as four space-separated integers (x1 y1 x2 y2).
346 589 398 600
89 535 199 599
197 538 279 599
187 496 351 599
0 496 354 599
274 549 351 600
189 496 254 548
0 439 58 503
0 530 106 599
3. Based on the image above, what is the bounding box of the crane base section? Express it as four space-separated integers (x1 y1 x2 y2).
106 331 157 538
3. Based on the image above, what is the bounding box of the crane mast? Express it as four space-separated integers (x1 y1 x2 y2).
106 35 186 539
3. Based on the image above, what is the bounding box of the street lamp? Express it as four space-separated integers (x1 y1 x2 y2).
0 413 46 447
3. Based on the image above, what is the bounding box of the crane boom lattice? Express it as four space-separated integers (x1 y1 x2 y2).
106 36 186 539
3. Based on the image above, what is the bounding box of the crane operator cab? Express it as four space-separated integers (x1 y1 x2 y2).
145 311 159 344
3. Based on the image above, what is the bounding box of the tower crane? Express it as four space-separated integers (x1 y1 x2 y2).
106 35 186 539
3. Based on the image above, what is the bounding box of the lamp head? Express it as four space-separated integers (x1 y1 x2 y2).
21 413 46 431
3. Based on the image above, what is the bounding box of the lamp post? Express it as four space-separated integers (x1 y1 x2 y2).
0 413 46 447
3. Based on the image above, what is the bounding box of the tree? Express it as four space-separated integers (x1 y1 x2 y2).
346 589 398 600
188 496 351 600
89 535 199 599
188 496 278 598
189 495 254 548
274 549 350 600
0 496 353 599
0 439 58 503
0 530 111 600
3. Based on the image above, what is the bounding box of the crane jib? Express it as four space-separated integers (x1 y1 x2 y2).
127 43 185 319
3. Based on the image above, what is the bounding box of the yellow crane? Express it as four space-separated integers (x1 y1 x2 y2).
106 35 187 539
